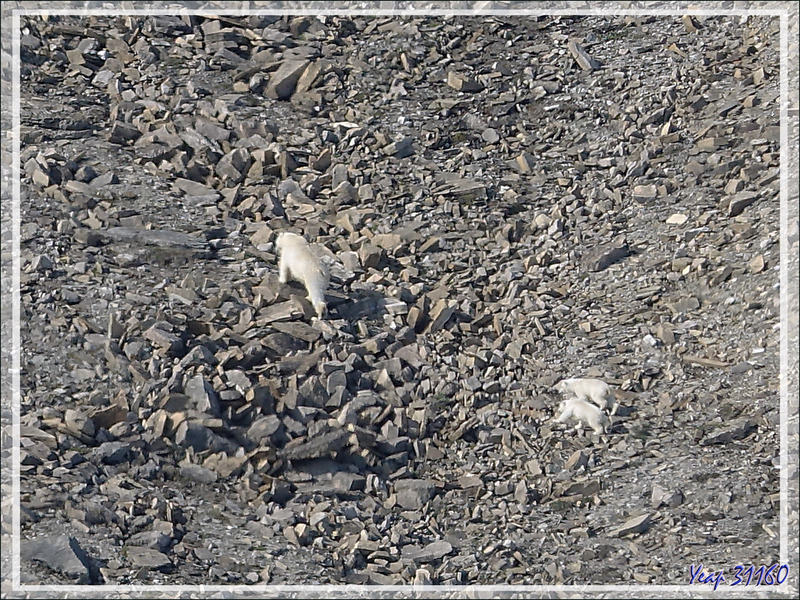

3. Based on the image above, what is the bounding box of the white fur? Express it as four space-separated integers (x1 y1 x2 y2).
555 397 610 435
555 377 617 415
276 232 329 318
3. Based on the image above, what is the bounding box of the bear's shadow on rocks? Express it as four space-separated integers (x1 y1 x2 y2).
609 405 636 434
331 289 389 321
614 404 636 418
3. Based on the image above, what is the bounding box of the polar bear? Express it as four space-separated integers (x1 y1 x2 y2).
276 232 329 318
555 397 610 435
554 377 617 415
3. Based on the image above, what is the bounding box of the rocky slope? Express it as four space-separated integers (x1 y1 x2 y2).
2 8 795 593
